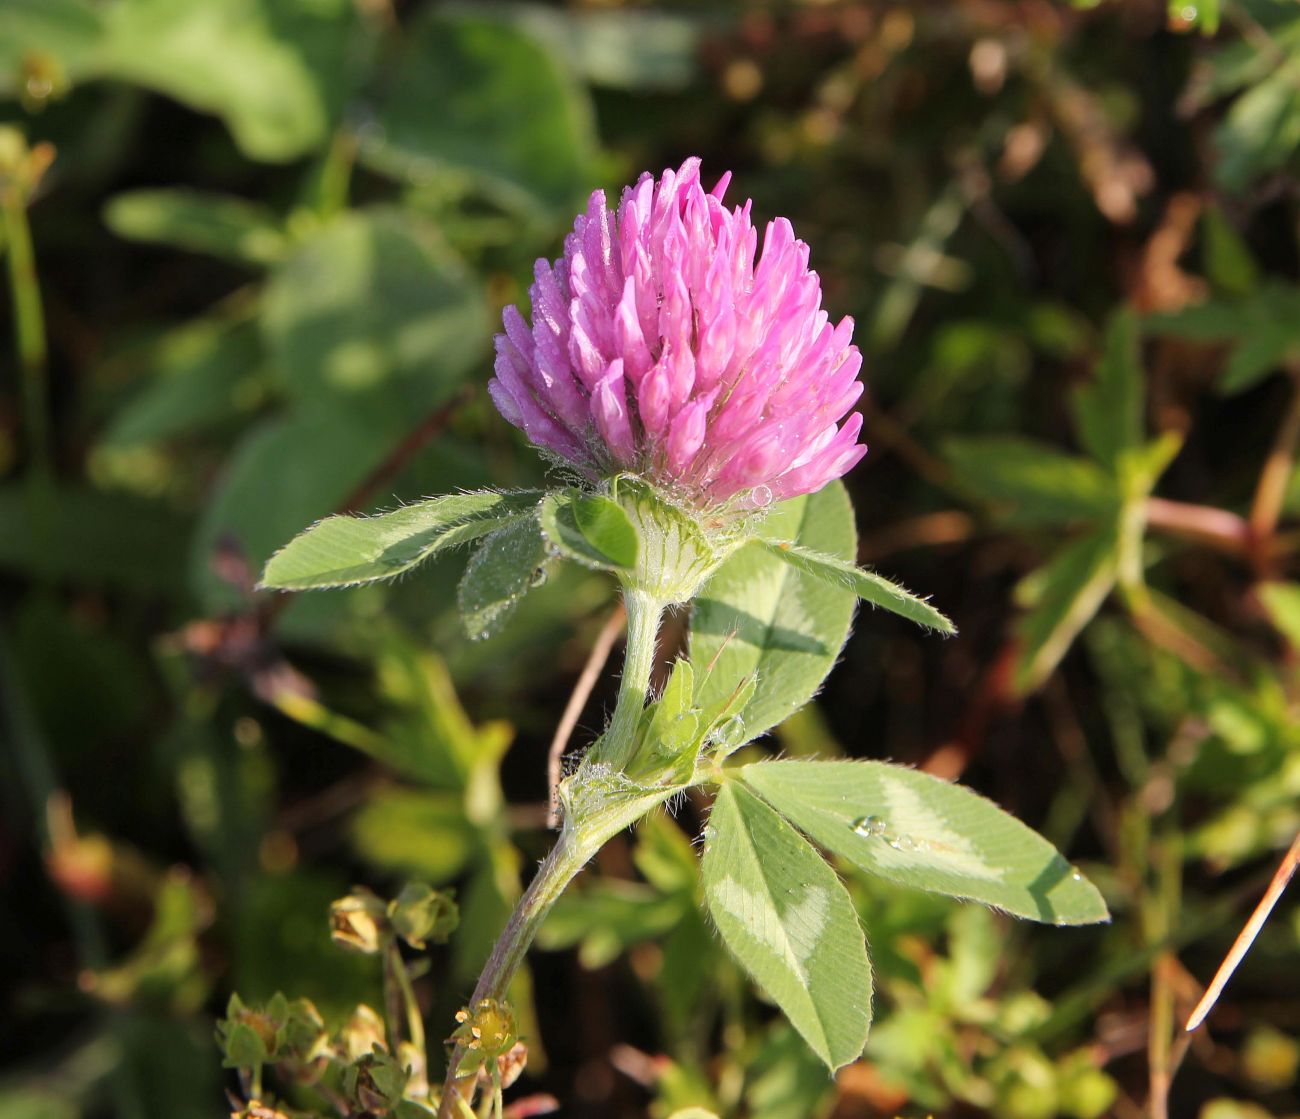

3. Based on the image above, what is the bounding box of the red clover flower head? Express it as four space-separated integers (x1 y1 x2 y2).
489 157 867 509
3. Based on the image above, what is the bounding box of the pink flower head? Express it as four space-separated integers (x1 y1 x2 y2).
489 157 867 507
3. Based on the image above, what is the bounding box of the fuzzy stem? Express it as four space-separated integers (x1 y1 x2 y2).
437 829 591 1117
436 588 669 1116
598 587 665 771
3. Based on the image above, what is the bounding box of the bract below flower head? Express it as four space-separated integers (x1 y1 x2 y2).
489 157 867 509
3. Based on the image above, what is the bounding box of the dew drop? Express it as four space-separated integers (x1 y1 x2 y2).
714 714 746 748
1069 869 1084 882
529 566 548 588
747 484 774 510
851 815 888 838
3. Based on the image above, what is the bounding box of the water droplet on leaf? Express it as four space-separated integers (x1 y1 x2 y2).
851 815 888 838
714 714 746 748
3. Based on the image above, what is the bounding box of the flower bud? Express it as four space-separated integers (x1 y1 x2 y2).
343 1047 409 1113
216 992 329 1073
388 882 458 950
338 1003 388 1062
330 887 389 954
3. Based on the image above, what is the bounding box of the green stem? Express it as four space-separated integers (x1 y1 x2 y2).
387 942 426 1064
436 588 667 1116
438 828 592 1117
598 587 665 771
2 179 51 479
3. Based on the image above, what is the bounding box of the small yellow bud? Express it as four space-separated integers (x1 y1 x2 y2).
329 887 389 954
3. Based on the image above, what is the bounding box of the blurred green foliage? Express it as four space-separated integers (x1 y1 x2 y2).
2 1 1300 1117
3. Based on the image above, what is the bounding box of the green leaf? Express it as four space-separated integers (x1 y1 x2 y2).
691 482 857 744
221 1020 269 1069
351 788 474 883
362 11 595 214
458 514 549 640
628 659 701 784
573 493 639 567
1073 310 1144 470
1202 205 1260 298
104 189 288 266
702 782 872 1071
756 540 954 634
202 210 489 610
740 760 1109 925
1147 284 1300 396
96 0 362 162
99 313 266 446
262 209 487 405
943 438 1118 525
1014 529 1119 694
260 491 539 591
1215 59 1300 192
540 489 632 571
1258 581 1300 650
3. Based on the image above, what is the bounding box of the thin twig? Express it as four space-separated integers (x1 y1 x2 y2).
1185 830 1300 1032
1248 371 1300 572
546 603 626 828
1145 498 1251 558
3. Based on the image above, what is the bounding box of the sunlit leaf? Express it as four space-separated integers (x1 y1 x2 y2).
1257 581 1300 650
1215 58 1300 192
691 482 857 744
702 782 872 1071
0 0 101 90
573 492 639 568
540 490 633 571
740 759 1109 924
260 491 539 591
756 539 954 633
351 788 475 883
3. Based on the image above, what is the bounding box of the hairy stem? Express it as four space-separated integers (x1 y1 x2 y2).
597 588 664 771
437 588 667 1116
437 828 591 1116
